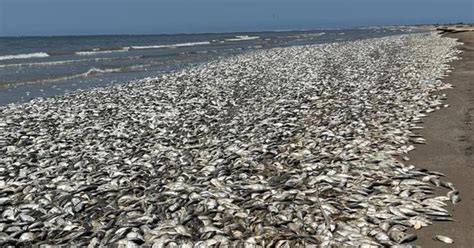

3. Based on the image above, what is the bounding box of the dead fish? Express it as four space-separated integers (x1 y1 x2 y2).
410 137 426 144
19 232 36 242
429 177 441 187
388 226 417 244
0 32 462 247
440 181 456 190
434 235 454 244
447 190 461 204
374 232 394 246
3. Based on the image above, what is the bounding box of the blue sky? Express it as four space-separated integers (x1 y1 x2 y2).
0 0 472 36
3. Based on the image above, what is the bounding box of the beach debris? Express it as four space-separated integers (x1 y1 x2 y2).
0 32 462 246
447 190 461 204
434 235 454 244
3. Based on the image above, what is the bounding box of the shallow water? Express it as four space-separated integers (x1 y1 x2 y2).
0 27 419 105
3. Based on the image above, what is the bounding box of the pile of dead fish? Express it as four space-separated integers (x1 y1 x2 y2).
0 32 462 246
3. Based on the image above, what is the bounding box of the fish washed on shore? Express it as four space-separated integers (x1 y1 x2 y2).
0 32 462 246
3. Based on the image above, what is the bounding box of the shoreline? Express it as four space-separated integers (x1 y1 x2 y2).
410 31 474 246
0 32 465 246
0 28 420 106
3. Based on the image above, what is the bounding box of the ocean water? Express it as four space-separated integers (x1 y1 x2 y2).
0 27 419 105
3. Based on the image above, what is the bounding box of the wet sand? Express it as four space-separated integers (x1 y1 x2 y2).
411 31 474 247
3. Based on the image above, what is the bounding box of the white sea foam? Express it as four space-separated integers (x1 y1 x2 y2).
62 66 145 81
301 32 326 38
75 47 130 56
225 35 259 42
131 41 210 50
29 68 119 84
0 52 50 61
84 67 123 76
0 56 142 69
15 64 152 86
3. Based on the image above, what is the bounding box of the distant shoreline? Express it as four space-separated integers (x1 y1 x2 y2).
0 24 429 39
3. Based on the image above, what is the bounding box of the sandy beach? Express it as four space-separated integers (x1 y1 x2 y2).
411 30 474 247
0 0 471 244
0 32 462 246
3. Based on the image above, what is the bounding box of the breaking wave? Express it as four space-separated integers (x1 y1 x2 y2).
0 56 142 69
75 47 130 56
0 52 50 61
1 41 213 61
131 41 211 50
225 35 260 42
6 64 152 87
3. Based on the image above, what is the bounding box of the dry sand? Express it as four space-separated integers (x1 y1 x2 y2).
410 31 474 247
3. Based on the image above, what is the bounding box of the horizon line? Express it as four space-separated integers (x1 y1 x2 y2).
0 22 451 39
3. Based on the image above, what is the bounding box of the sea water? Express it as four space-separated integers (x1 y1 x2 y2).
0 27 419 105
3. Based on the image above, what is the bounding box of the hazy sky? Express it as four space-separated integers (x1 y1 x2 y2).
0 0 473 36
